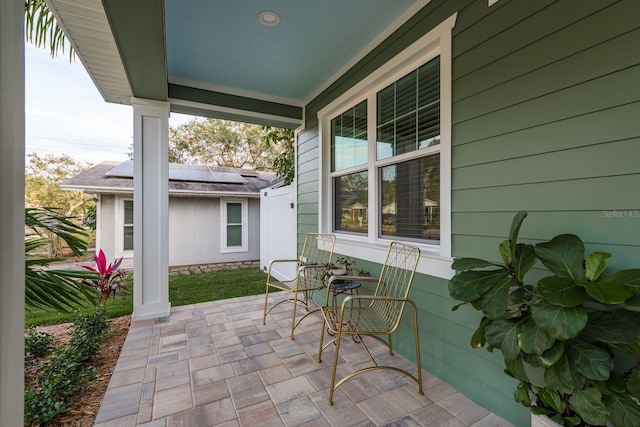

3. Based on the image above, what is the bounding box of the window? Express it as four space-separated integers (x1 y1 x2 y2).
319 14 456 278
221 198 248 253
123 199 134 251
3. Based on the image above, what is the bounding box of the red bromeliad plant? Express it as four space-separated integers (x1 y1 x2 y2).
82 249 128 307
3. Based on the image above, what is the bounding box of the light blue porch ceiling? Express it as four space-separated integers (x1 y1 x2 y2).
48 0 429 128
165 0 423 105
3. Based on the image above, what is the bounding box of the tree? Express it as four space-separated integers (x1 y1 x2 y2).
25 0 74 59
165 118 285 171
25 153 93 256
263 126 295 185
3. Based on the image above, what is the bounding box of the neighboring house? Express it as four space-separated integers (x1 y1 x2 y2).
62 160 275 269
3 1 639 426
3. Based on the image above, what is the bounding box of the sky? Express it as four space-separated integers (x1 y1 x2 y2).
25 43 193 165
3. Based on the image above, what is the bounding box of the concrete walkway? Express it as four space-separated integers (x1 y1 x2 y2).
94 294 513 426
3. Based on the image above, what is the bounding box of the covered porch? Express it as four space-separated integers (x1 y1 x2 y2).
93 294 511 426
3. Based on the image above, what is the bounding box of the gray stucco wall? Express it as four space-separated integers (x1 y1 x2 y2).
96 194 260 269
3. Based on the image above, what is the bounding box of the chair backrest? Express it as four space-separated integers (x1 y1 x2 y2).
300 233 336 266
299 233 336 286
372 241 421 331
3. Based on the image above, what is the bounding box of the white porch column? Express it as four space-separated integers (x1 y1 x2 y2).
0 1 25 425
131 98 171 320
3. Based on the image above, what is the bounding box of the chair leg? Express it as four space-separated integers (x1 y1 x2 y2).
412 305 424 395
263 282 270 325
289 289 298 340
328 326 343 406
318 312 326 363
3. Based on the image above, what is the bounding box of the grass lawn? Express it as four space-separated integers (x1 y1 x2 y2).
25 267 268 327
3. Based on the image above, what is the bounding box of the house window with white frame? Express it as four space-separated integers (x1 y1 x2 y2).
123 199 134 251
320 14 456 278
221 198 248 253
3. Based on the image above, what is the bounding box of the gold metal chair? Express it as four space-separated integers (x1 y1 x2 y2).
263 233 336 339
318 241 423 405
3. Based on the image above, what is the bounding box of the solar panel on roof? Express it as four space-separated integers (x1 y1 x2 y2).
105 161 248 184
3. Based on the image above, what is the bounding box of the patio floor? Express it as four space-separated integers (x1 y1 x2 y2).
94 294 514 427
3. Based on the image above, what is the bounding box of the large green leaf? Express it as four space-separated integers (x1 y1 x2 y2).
539 340 565 367
476 273 513 319
585 252 611 281
605 392 640 427
569 387 607 426
449 269 512 319
545 354 585 394
485 318 525 361
505 357 529 382
514 381 531 406
628 369 640 400
540 387 564 413
471 317 489 348
451 257 500 271
531 300 588 340
582 310 640 344
580 278 633 305
607 269 640 305
537 276 586 307
519 318 554 355
535 234 586 280
508 211 528 260
513 243 536 281
566 341 613 381
499 240 511 265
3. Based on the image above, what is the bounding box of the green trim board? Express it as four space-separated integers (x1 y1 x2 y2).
102 0 167 101
168 84 303 128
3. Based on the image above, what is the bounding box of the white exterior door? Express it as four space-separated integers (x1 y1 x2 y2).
260 184 296 281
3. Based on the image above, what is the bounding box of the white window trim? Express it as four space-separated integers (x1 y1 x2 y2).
115 196 134 259
220 198 249 253
318 13 457 280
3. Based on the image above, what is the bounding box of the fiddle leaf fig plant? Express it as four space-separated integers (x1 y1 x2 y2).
449 211 640 426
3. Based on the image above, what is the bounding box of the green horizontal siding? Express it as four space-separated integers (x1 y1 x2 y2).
453 138 640 190
296 1 640 425
452 102 640 167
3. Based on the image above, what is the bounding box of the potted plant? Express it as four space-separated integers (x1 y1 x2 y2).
335 255 357 275
448 211 640 426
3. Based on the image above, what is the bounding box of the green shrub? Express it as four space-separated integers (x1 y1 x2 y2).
24 311 109 426
25 327 54 360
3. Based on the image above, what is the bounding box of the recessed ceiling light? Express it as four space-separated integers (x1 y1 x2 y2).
258 10 280 27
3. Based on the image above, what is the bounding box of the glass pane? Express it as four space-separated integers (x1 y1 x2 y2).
227 225 242 247
380 154 440 242
123 225 134 250
377 56 440 160
124 200 134 224
227 203 242 224
333 171 368 234
331 100 367 171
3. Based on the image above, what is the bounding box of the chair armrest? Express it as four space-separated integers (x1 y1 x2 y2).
340 294 414 310
266 259 300 281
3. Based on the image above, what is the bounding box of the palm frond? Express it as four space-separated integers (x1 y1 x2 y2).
24 0 75 59
25 207 98 311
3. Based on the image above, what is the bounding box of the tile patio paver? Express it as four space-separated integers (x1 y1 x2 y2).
94 294 514 427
